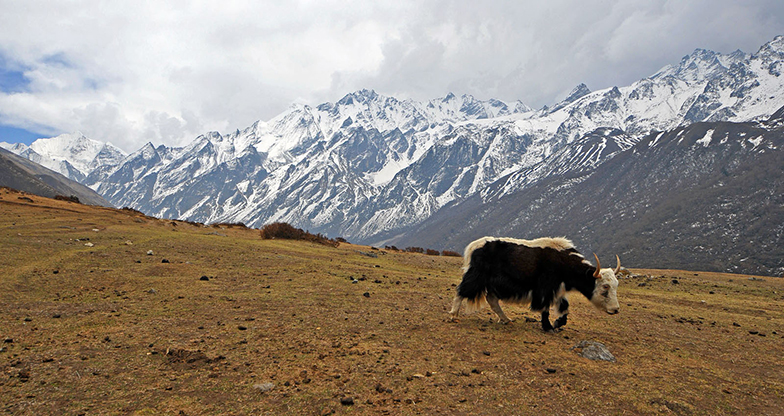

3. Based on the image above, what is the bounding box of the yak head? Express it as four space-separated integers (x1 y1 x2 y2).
590 254 621 314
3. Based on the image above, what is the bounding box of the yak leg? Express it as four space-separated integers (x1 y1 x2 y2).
540 310 556 332
486 293 512 324
553 297 569 329
448 295 464 321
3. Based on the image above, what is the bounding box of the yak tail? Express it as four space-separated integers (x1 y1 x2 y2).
457 265 488 312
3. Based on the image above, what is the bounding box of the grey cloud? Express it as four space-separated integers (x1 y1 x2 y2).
1 1 783 150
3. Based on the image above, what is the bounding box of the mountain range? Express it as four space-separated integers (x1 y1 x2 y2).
3 36 784 276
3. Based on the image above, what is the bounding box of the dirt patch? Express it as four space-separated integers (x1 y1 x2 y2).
162 348 225 370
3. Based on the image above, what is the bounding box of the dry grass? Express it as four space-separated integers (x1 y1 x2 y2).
1 188 783 415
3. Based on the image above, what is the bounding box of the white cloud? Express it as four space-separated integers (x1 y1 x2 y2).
0 0 782 152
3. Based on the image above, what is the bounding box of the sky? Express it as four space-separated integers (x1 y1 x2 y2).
1 1 783 153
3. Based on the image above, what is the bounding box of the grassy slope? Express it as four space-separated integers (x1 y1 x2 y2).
1 188 783 415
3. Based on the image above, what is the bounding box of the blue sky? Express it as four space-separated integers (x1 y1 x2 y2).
0 56 40 145
1 1 784 152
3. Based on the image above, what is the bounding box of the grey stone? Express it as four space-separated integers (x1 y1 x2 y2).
572 340 616 362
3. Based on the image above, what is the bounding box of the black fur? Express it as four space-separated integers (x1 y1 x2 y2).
457 240 597 330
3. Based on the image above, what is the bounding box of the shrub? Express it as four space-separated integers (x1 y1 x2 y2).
259 222 339 247
425 249 440 256
441 250 461 257
55 195 80 203
404 247 425 254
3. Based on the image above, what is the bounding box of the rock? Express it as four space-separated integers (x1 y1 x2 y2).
375 383 392 393
200 276 210 281
84 242 94 247
572 340 616 362
340 397 354 406
161 259 170 263
238 325 247 331
147 288 157 294
363 292 370 298
147 250 154 255
253 382 275 393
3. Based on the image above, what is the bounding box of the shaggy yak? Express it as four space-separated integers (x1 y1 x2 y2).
448 236 621 331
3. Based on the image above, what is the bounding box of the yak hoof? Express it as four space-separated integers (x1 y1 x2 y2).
544 327 562 334
499 319 513 324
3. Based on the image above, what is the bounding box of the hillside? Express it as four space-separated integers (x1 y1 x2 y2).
1 189 782 415
397 114 784 277
0 148 113 207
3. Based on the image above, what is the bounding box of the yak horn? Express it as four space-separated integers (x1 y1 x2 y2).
614 255 622 275
593 253 601 279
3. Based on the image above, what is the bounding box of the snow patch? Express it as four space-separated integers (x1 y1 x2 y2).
696 129 714 147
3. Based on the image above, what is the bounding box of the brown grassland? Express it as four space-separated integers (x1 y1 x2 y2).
1 187 783 415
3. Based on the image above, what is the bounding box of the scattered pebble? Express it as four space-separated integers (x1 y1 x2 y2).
200 276 210 281
84 242 94 247
161 259 170 263
363 292 370 298
340 397 354 406
147 250 154 255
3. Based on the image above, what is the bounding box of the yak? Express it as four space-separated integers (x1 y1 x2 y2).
448 236 620 332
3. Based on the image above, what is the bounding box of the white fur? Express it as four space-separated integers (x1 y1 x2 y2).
462 236 576 271
590 268 620 313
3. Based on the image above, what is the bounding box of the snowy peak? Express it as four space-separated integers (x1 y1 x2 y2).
11 132 128 180
565 83 591 104
755 35 784 61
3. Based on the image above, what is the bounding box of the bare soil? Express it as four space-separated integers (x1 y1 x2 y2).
1 188 782 415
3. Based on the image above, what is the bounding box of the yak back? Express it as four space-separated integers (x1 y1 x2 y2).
458 239 595 311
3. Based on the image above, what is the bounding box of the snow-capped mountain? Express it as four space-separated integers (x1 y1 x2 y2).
83 90 538 232
6 36 784 274
400 111 784 276
1 132 127 182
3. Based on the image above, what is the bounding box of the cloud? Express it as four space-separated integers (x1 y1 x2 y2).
0 0 783 151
